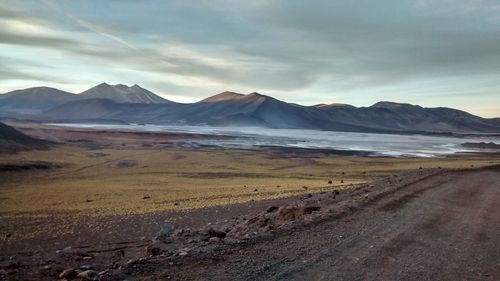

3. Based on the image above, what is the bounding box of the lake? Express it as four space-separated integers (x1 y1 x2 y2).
50 123 500 157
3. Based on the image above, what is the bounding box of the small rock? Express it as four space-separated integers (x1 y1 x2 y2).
254 188 258 192
156 223 175 241
59 268 78 279
5 261 20 269
77 269 98 280
208 228 226 239
146 244 162 256
209 237 221 243
80 264 92 270
125 259 139 267
303 206 321 214
266 206 278 213
143 195 151 200
328 180 332 184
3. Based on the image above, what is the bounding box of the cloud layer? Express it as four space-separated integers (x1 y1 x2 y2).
1 0 499 117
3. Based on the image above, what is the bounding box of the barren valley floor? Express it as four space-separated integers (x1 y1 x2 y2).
0 125 499 280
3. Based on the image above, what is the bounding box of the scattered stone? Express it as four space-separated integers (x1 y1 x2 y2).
302 186 309 190
254 188 258 192
59 268 78 279
77 269 98 280
328 180 332 184
5 233 12 238
86 199 93 203
340 180 344 183
143 195 151 200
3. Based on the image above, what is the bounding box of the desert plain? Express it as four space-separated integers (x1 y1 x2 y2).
1 123 500 280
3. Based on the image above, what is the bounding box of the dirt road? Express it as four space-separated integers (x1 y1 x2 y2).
170 167 500 280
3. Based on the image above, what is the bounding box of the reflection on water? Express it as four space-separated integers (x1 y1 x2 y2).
50 123 500 157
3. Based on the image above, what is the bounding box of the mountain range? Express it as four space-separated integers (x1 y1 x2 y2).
1 83 499 135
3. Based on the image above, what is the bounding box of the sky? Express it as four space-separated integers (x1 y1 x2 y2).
1 0 499 117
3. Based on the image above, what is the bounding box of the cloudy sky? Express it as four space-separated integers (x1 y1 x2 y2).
1 0 499 117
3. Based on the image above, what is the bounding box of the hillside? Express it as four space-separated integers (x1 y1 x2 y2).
0 122 49 152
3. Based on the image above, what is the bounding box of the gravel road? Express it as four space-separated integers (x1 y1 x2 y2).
171 167 500 280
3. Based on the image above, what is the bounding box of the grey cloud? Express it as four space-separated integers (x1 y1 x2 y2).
1 0 500 116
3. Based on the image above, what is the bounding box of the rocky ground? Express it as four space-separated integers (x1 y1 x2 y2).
2 165 499 280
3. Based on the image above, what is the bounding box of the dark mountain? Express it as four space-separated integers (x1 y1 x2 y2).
0 83 171 117
79 83 171 104
2 85 499 135
43 98 171 124
0 122 49 152
152 92 327 128
0 87 76 114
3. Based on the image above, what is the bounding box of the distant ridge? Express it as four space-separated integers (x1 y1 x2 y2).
0 87 76 113
1 85 499 135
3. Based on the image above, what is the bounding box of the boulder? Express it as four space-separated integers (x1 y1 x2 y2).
156 223 175 241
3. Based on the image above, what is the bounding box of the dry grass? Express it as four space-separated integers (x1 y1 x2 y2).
1 145 499 217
